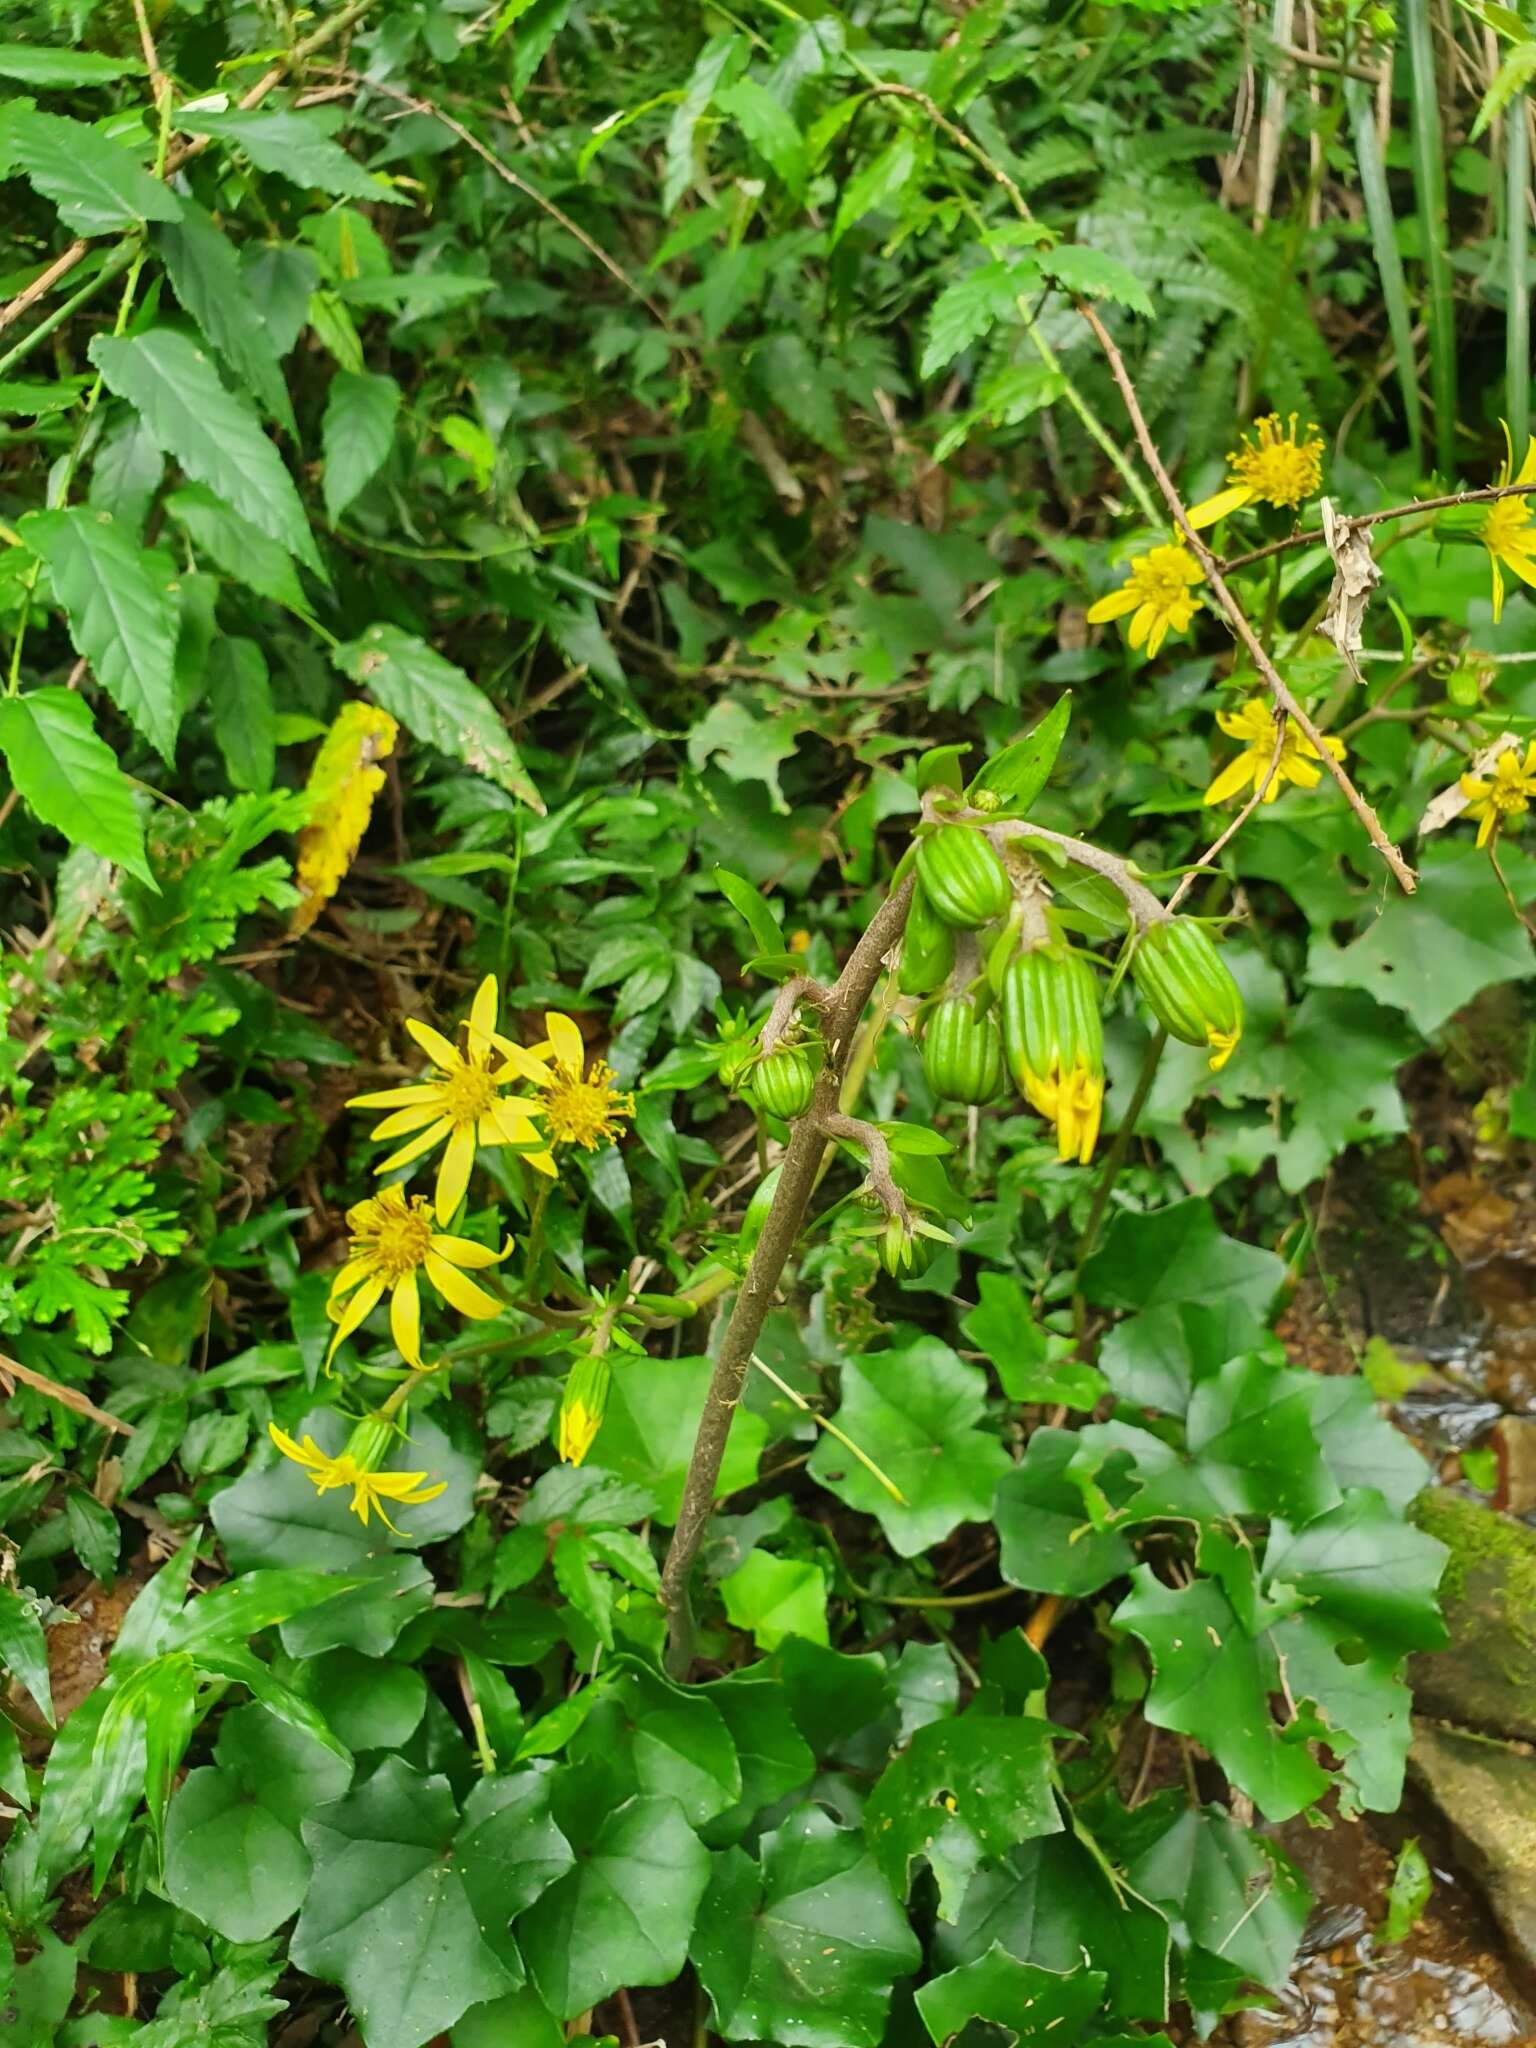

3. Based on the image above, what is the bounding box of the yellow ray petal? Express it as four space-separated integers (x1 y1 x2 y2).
326 1274 386 1362
1186 483 1253 529
390 1272 424 1369
545 1011 586 1073
368 1103 447 1142
406 1019 461 1072
377 1116 454 1173
429 1233 507 1269
348 1083 444 1111
490 1034 552 1084
1204 754 1258 806
424 1251 504 1320
434 1123 476 1225
467 976 499 1058
1085 586 1141 624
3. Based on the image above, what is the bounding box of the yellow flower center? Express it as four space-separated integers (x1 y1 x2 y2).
1481 754 1533 816
539 1060 634 1150
351 1190 434 1280
441 1055 499 1126
1126 545 1203 609
1229 414 1324 508
1482 496 1535 561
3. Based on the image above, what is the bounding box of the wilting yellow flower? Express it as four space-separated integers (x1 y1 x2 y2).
293 702 398 934
1031 1062 1103 1166
529 1012 635 1155
326 1185 508 1368
1480 426 1536 622
268 1421 446 1532
1204 698 1345 806
557 1351 612 1467
1188 414 1325 527
350 976 551 1223
1085 545 1204 657
1460 741 1536 848
1002 947 1105 1166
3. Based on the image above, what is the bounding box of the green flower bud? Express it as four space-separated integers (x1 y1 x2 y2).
1131 920 1243 1071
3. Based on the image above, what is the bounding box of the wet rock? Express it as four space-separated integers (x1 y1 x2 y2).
1410 1490 1536 1745
1408 1721 1536 1976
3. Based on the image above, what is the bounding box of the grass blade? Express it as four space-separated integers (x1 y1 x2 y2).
1508 100 1531 454
1404 0 1457 472
1346 74 1424 470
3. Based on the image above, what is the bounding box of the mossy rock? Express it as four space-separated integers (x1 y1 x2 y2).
1409 1721 1536 1972
1411 1490 1536 1743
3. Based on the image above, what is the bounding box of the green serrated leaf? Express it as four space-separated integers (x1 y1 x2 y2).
2 106 180 235
0 45 142 84
921 260 1037 379
334 623 543 814
0 687 151 883
1039 245 1153 316
180 105 401 203
20 506 181 761
91 329 319 570
152 201 295 433
322 370 401 524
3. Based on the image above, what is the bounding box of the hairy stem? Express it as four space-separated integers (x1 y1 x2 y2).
659 879 914 1676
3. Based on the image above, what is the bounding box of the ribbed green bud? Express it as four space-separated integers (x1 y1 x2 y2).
921 997 1004 1104
1000 945 1105 1164
915 825 1012 929
1131 919 1243 1070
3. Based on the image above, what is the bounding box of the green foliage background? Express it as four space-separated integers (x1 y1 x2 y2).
0 0 1533 2039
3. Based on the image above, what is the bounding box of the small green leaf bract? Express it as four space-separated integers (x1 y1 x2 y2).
713 864 787 961
968 692 1072 810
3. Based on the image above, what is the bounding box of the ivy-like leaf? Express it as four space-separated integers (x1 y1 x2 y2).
1114 1570 1330 1821
865 1712 1062 1919
516 1791 710 2019
808 1337 1011 1556
693 1806 921 2048
916 1946 1106 2048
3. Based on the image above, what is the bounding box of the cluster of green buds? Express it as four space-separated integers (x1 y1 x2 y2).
1131 918 1244 1071
900 810 1245 1161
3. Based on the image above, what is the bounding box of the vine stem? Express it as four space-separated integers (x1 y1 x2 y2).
1075 301 1416 896
659 879 915 1677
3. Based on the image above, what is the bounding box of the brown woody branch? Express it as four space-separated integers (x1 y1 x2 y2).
1219 479 1536 573
819 1112 910 1224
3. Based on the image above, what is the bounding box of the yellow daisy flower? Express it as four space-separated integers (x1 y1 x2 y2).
1460 741 1536 848
1480 425 1536 622
1085 544 1204 658
525 1012 636 1155
1188 413 1325 527
1203 697 1345 806
326 1185 508 1369
349 975 551 1224
268 1421 446 1532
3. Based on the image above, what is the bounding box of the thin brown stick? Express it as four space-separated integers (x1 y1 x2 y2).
1077 301 1416 895
659 879 915 1676
130 0 167 103
0 0 379 336
0 1352 134 1436
367 82 677 333
1221 478 1536 573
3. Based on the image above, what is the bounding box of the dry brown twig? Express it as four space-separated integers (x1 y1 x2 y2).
1076 300 1417 895
0 1352 134 1436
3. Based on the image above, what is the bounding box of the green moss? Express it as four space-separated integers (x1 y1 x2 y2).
1413 1490 1536 1649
